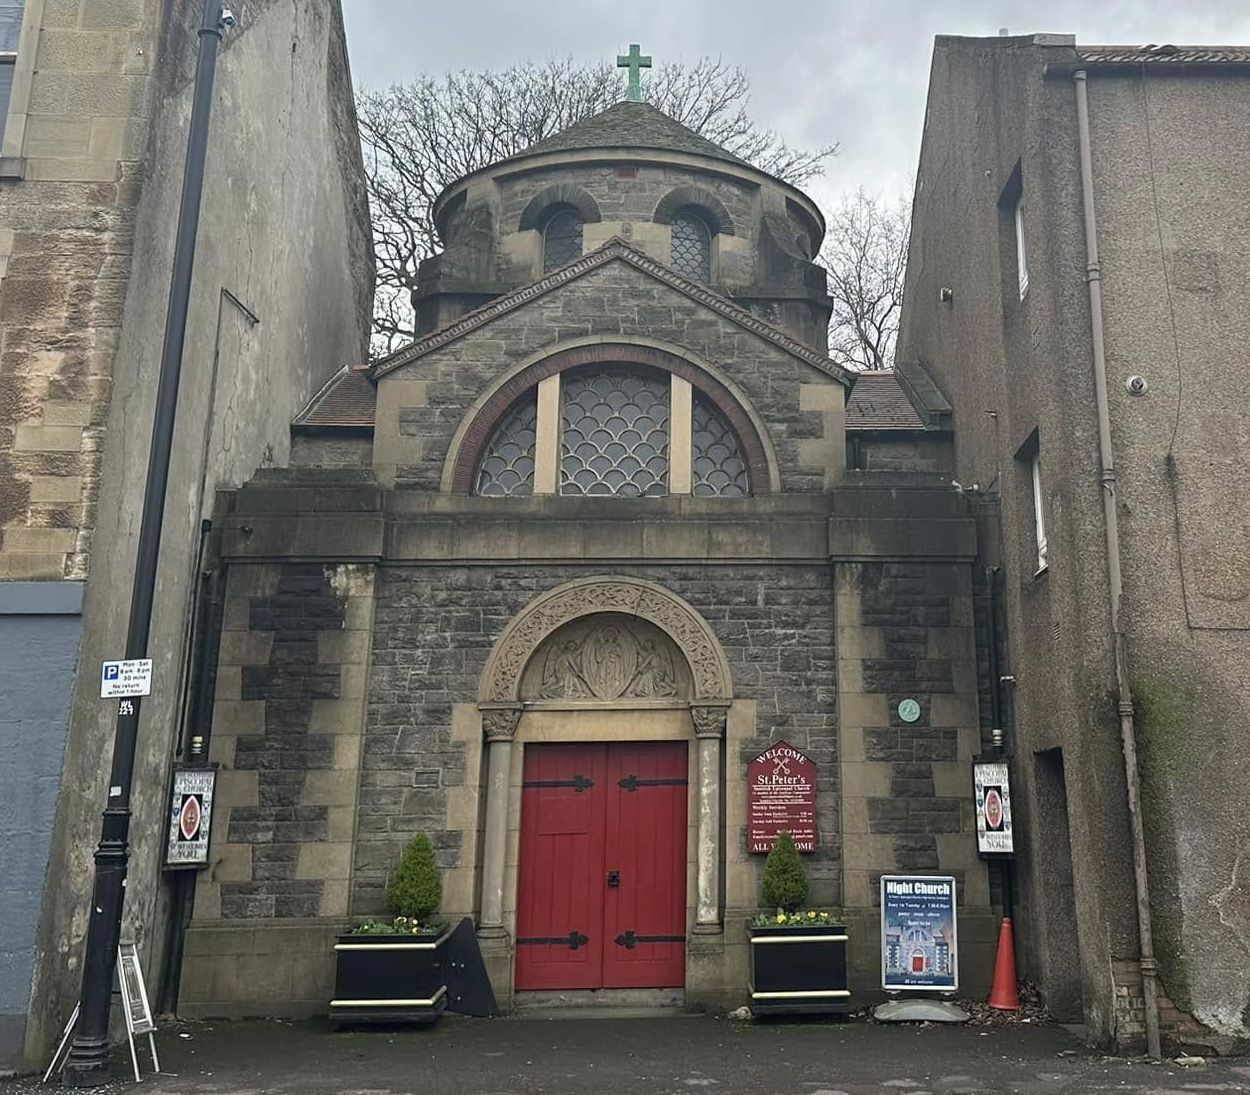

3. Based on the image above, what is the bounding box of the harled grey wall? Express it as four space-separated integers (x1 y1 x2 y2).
898 33 1250 1049
0 584 81 1074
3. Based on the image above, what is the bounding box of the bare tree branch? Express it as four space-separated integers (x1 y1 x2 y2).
358 57 838 357
820 188 911 372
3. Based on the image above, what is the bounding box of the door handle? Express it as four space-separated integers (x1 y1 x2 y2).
607 870 620 887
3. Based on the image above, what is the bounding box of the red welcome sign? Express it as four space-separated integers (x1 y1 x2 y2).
748 739 817 853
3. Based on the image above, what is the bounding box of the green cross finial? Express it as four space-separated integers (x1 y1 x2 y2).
617 43 652 102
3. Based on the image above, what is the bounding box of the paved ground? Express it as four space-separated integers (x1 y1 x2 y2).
9 1015 1248 1095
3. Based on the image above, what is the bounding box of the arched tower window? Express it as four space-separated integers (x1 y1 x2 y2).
670 211 712 282
475 391 537 496
543 207 584 273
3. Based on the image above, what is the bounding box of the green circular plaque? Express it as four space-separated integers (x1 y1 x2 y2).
897 698 921 723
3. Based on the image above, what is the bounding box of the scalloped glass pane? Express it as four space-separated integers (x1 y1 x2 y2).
476 393 538 496
543 209 583 273
671 213 711 282
561 370 670 496
692 393 749 497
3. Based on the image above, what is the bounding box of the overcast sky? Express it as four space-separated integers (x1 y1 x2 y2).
341 1 1250 214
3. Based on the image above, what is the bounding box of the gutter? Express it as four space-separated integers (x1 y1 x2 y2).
1072 69 1162 1060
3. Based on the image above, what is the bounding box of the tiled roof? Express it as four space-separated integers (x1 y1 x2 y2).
373 237 853 386
1077 45 1250 65
500 101 752 170
292 365 375 429
845 371 926 431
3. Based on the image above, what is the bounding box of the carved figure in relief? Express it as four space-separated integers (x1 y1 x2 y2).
631 637 676 697
541 639 592 698
587 623 635 699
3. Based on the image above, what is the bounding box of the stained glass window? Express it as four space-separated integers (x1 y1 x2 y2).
561 370 669 496
543 208 583 273
476 393 537 496
692 393 749 497
670 212 711 282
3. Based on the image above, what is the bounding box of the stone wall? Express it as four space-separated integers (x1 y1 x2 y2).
835 558 995 996
357 562 840 913
0 0 158 582
182 561 374 1016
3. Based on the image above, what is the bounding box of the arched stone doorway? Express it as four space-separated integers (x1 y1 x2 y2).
475 577 732 1000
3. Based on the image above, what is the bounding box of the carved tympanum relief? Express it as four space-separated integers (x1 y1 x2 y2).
523 614 686 702
482 577 732 703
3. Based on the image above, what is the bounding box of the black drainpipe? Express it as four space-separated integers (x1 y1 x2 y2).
984 565 1014 923
158 531 227 1015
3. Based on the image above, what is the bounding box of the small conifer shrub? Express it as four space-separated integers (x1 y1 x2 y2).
385 833 443 921
760 831 809 914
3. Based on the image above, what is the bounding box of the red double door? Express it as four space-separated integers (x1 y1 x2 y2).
515 741 688 991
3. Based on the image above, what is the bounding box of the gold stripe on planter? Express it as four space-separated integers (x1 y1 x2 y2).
750 989 852 999
750 934 849 944
331 986 449 1008
334 941 444 951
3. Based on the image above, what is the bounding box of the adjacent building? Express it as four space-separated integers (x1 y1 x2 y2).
898 34 1250 1050
0 0 372 1072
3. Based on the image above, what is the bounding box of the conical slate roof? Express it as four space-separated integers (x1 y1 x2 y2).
502 100 753 170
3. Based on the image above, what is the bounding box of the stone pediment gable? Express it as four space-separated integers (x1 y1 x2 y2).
372 238 852 387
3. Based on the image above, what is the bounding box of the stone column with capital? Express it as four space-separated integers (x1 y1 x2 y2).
691 703 728 932
477 705 520 936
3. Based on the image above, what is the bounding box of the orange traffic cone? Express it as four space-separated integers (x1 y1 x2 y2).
988 916 1020 1010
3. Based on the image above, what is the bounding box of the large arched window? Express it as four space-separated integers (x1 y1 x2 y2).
670 211 712 282
471 364 756 499
543 207 584 273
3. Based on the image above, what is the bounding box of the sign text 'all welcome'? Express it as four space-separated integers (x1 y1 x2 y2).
748 739 817 853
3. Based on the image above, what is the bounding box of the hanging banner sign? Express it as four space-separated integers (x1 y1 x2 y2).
747 739 817 853
973 759 1014 856
880 875 959 993
165 767 216 868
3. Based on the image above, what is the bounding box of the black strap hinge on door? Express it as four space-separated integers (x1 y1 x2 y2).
616 774 688 792
614 930 686 950
516 931 590 950
522 774 594 792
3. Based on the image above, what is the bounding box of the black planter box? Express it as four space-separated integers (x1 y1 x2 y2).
748 922 850 1017
330 926 450 1027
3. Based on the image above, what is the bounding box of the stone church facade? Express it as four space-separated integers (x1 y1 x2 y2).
180 101 997 1013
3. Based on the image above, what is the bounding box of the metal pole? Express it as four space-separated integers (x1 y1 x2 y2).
62 3 228 1085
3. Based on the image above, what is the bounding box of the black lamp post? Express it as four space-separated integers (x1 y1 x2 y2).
62 2 232 1085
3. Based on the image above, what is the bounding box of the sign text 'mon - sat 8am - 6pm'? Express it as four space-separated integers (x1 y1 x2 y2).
100 659 153 699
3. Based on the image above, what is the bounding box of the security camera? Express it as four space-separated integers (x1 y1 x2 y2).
1125 375 1148 396
219 6 237 27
